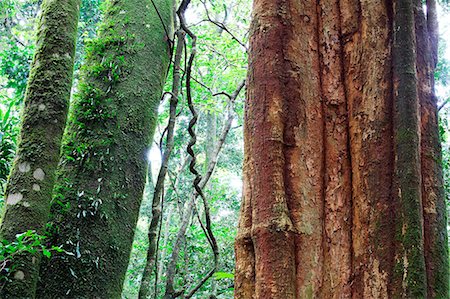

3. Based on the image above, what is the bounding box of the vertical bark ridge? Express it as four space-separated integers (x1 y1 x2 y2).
392 0 427 297
317 0 352 297
341 0 395 297
235 0 448 297
234 5 256 297
415 2 449 298
238 0 298 297
234 159 255 299
288 1 324 297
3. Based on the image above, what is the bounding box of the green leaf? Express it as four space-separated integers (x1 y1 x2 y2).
42 249 51 258
51 246 64 253
213 271 234 280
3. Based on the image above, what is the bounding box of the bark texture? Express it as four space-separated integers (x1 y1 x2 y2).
234 0 448 298
0 0 80 297
35 0 173 297
416 1 449 298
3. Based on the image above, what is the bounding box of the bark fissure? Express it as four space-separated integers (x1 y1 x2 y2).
235 0 447 298
337 0 355 293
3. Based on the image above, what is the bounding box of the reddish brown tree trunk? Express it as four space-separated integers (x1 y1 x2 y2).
234 0 448 298
416 1 449 298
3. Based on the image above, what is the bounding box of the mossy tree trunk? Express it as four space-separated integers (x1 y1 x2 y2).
0 0 80 297
234 0 448 298
35 0 173 297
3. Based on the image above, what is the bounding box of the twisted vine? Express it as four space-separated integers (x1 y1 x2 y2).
179 0 219 297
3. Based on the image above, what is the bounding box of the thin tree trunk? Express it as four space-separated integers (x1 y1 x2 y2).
35 0 174 297
0 0 80 296
163 196 193 299
139 29 185 299
121 160 155 296
157 204 173 281
234 0 448 298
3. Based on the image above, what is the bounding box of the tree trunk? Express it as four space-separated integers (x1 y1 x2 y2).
417 1 449 297
158 204 173 281
234 0 448 298
0 0 80 296
35 0 173 297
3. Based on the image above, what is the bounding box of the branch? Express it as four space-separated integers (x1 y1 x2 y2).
200 0 247 51
438 97 450 112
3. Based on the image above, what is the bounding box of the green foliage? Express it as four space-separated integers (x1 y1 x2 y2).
436 38 450 88
214 271 234 280
0 230 63 285
0 41 34 99
0 101 19 194
75 0 102 72
440 108 450 196
0 96 20 211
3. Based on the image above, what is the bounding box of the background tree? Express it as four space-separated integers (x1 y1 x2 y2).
0 0 80 296
235 0 448 298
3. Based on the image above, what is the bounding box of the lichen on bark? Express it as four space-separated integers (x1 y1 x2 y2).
0 0 80 297
35 0 173 297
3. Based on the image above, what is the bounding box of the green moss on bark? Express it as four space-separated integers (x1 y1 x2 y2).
392 0 427 297
0 0 80 297
36 0 173 297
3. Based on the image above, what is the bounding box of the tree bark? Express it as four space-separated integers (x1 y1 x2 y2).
234 0 448 298
392 0 426 296
0 0 80 297
35 0 173 297
416 1 449 297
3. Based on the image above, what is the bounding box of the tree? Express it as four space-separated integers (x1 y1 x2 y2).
2 0 249 297
0 0 80 296
234 0 448 298
34 0 174 297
